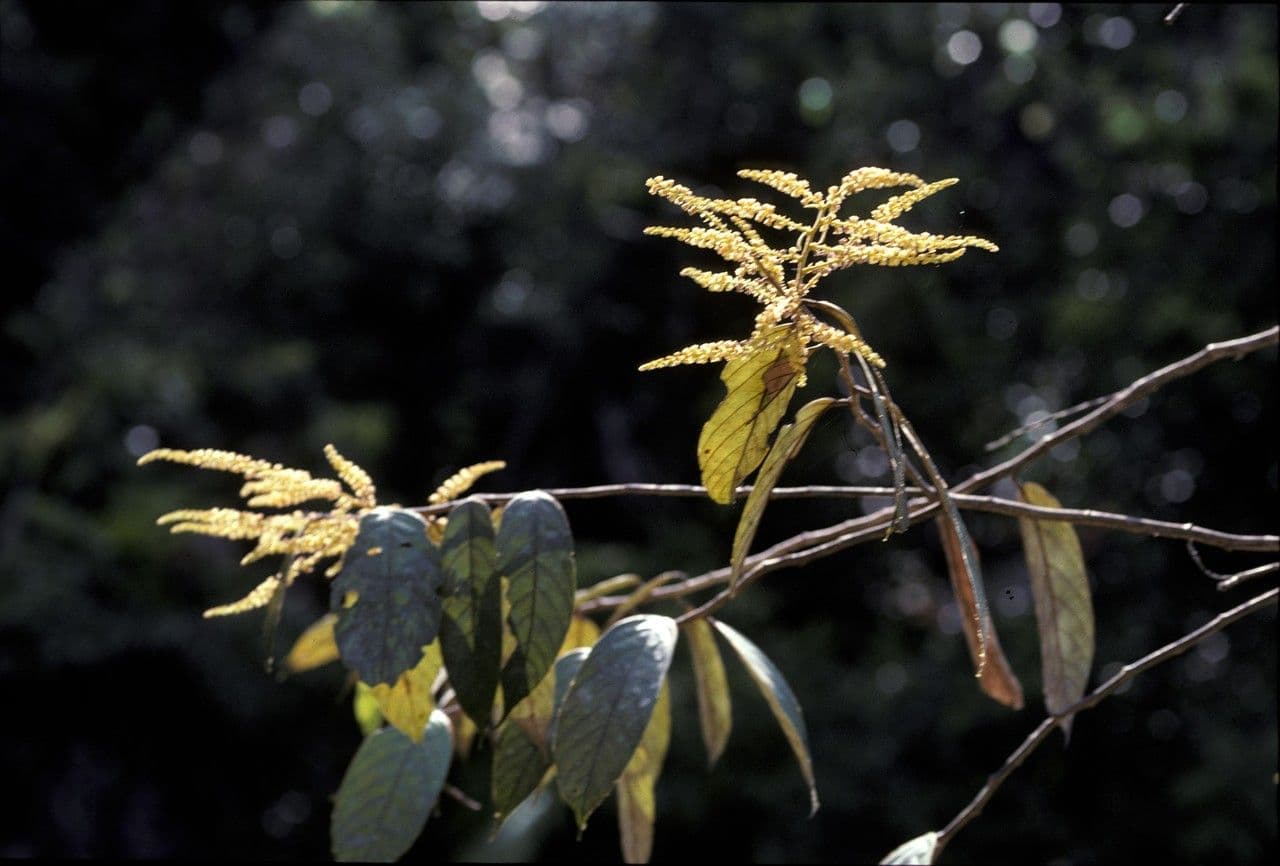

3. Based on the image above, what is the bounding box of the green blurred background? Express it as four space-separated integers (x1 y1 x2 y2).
1 1 1275 862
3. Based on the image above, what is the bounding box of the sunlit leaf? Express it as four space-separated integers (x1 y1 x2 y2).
368 642 443 742
563 614 602 650
497 491 576 713
353 681 383 736
937 519 1023 709
616 681 671 864
604 571 682 629
698 325 802 504
491 719 550 823
1016 481 1095 739
507 614 602 750
682 617 732 767
439 497 503 728
331 507 445 686
880 830 940 865
284 612 341 674
552 615 678 831
548 648 591 747
713 618 818 815
331 711 453 862
731 397 835 586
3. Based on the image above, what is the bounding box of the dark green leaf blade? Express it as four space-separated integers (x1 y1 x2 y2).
331 507 445 686
440 497 503 728
491 720 550 823
731 397 835 586
497 491 576 712
331 710 454 862
713 618 818 815
552 615 678 831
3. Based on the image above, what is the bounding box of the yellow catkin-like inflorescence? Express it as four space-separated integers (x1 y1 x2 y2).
428 460 507 506
639 167 998 375
140 445 380 618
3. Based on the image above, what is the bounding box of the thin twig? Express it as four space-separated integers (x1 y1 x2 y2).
933 586 1278 857
983 396 1110 452
1164 3 1187 25
954 326 1278 496
442 783 483 812
1217 562 1279 592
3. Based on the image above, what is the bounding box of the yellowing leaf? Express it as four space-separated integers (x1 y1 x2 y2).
616 682 671 864
731 397 835 586
1016 481 1095 739
698 325 803 504
563 614 602 650
353 682 383 736
368 643 443 743
937 519 1023 710
284 613 341 674
713 618 818 815
682 618 732 767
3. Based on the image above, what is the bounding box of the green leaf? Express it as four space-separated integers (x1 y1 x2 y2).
548 647 591 747
880 830 940 865
552 615 678 831
497 491 576 713
491 719 550 823
440 497 503 728
331 507 445 686
508 615 602 751
1016 481 1096 740
698 324 803 504
731 397 835 586
367 642 443 742
866 364 910 536
616 681 671 864
937 518 1024 710
331 711 454 862
682 617 732 767
713 618 818 815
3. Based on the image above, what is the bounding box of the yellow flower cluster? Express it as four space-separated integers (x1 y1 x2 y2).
139 444 377 616
639 167 998 373
427 460 507 506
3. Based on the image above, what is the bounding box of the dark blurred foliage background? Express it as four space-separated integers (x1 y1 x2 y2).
1 1 1275 862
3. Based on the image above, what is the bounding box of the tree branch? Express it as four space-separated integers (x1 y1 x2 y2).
933 586 1278 857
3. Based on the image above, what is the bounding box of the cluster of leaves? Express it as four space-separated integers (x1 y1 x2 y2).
639 171 1101 862
141 168 1110 865
143 445 821 863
